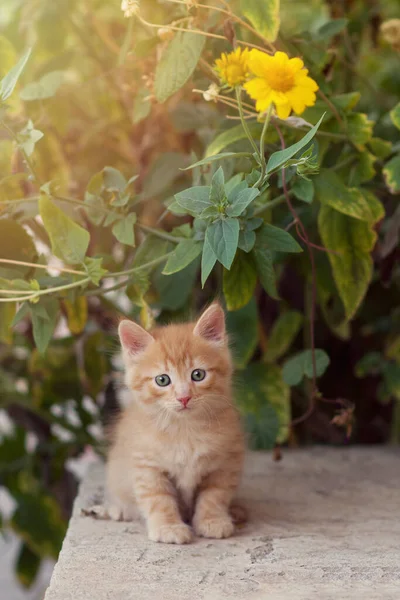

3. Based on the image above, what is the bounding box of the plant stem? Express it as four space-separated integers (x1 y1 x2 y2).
235 87 260 158
118 14 134 65
253 192 288 216
0 277 91 303
254 104 273 187
137 14 226 40
103 252 174 279
0 258 86 276
137 224 184 243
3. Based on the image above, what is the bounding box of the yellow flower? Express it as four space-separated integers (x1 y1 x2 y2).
215 47 250 87
244 50 318 119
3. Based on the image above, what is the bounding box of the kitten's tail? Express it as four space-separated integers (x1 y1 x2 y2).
229 500 248 525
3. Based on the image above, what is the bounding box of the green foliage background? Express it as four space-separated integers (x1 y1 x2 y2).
0 0 399 587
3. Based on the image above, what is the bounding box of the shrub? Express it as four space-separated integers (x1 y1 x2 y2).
0 0 399 587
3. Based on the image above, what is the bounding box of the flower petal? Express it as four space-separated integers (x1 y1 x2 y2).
288 57 304 72
244 77 271 100
275 100 292 119
295 72 319 91
248 49 273 77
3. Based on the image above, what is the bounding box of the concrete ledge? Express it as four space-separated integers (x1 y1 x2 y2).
45 448 400 600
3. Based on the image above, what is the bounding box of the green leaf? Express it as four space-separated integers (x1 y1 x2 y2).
314 170 375 221
255 223 302 253
20 70 66 101
82 331 109 398
133 235 170 270
154 31 205 103
237 363 289 448
103 166 126 192
390 102 400 131
266 114 324 174
265 311 304 362
205 122 264 157
226 187 260 217
314 18 348 41
0 35 17 77
264 365 291 444
226 297 258 369
291 178 314 203
39 194 90 264
0 302 15 344
15 543 41 588
350 151 376 185
368 137 392 159
383 155 400 194
11 302 30 327
0 219 37 278
238 230 256 253
18 120 43 156
201 236 217 287
133 88 151 124
0 47 31 101
183 151 251 170
331 92 361 111
282 349 330 386
126 269 150 307
167 199 189 216
225 173 244 196
154 258 199 311
245 404 280 450
84 257 107 285
252 247 279 299
162 239 202 275
223 251 257 311
339 113 373 149
240 0 280 43
64 296 87 335
142 152 185 198
318 205 375 320
174 186 211 216
11 491 66 559
209 167 226 204
206 218 239 269
30 298 59 354
361 189 384 224
112 213 137 246
355 352 384 377
84 193 105 225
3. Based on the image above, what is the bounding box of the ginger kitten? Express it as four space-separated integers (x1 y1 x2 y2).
106 303 245 544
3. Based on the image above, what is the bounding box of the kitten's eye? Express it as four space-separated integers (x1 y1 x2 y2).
155 374 171 387
191 369 206 382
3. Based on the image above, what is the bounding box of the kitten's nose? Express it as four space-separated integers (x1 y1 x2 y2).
178 395 191 408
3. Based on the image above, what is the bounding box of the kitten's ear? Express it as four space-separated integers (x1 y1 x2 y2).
194 303 225 345
118 320 154 356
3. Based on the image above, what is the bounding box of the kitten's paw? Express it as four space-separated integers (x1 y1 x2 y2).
81 504 109 520
148 523 193 544
194 515 234 539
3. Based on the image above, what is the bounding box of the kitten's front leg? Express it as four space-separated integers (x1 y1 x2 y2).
193 467 241 539
134 468 193 544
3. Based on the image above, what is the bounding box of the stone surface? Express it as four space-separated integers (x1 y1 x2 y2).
44 447 400 600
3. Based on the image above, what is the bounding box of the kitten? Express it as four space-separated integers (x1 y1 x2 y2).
105 303 245 544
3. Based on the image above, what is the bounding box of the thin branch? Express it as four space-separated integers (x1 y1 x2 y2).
273 122 318 426
163 0 275 51
0 258 86 276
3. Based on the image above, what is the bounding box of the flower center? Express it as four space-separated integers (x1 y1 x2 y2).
267 67 295 93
